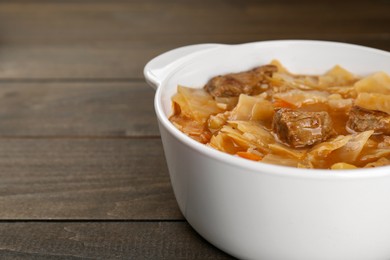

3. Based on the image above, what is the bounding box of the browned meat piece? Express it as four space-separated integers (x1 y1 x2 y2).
347 106 390 135
272 108 334 148
204 65 277 97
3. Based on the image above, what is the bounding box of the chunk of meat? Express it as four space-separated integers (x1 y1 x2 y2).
346 106 390 135
204 65 277 97
272 108 334 148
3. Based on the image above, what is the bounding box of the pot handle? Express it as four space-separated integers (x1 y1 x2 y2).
144 43 222 90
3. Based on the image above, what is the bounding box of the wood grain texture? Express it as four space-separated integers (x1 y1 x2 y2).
0 0 388 79
0 138 182 220
0 222 233 259
0 81 159 136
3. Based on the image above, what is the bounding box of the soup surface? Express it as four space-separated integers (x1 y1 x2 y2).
169 60 390 169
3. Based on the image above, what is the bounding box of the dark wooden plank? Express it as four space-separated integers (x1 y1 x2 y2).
0 221 230 259
0 81 159 136
0 138 182 220
0 1 388 79
1 1 388 38
0 36 388 81
0 222 233 259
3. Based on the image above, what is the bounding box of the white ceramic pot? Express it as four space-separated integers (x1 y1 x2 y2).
144 40 390 260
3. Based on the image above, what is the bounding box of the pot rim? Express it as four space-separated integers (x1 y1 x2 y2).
152 40 390 179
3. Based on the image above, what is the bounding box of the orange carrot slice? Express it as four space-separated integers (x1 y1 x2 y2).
237 151 263 161
273 99 296 109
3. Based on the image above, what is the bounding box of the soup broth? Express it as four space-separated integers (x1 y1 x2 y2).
170 60 390 169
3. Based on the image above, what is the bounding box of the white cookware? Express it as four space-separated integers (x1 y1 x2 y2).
144 40 390 260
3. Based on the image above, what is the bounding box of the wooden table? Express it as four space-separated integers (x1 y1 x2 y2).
0 0 388 258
